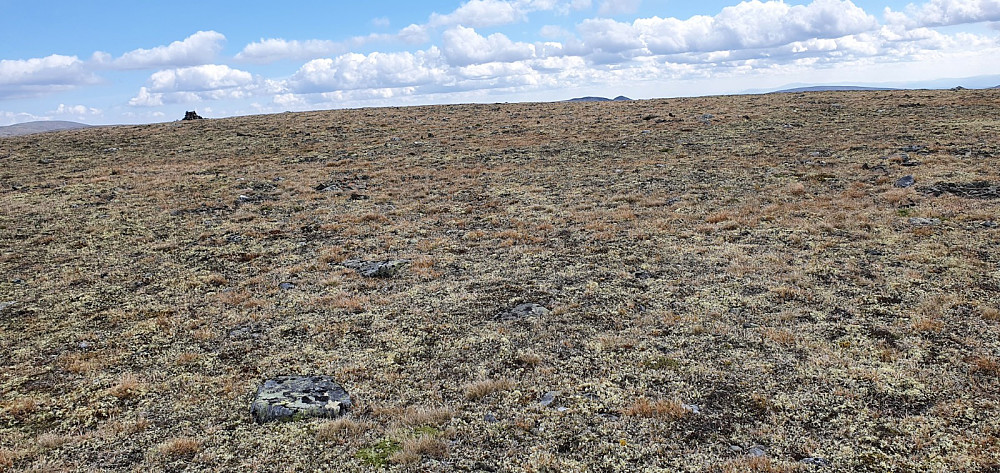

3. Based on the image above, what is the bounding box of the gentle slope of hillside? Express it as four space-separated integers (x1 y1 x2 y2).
1 90 998 471
0 121 91 137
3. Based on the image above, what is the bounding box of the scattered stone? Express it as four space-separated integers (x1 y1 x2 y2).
921 181 1000 199
748 445 766 457
278 282 296 290
250 375 351 423
228 323 263 340
801 457 831 467
497 303 550 320
950 86 966 91
894 175 915 188
343 259 410 278
182 111 203 121
0 301 15 312
729 445 743 453
908 217 940 226
483 413 498 423
78 341 91 350
901 145 926 153
349 193 369 200
540 391 559 407
681 403 701 415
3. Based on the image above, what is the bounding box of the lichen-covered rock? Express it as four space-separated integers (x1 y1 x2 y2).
250 376 351 423
343 259 410 277
497 303 550 320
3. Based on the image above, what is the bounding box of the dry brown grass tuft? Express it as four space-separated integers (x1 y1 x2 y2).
464 379 514 400
968 355 1000 375
399 407 454 427
981 306 1000 322
203 273 228 286
315 417 373 442
36 433 72 449
400 435 449 459
0 448 14 470
4 398 38 419
621 398 689 419
157 437 201 458
108 373 143 399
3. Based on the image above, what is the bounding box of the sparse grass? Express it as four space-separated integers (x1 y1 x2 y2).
316 417 373 442
2 91 999 471
464 379 515 400
108 373 143 399
621 398 690 419
156 437 201 459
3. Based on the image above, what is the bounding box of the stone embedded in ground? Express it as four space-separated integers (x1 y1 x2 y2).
895 175 916 188
801 457 831 467
908 217 940 226
342 259 410 277
498 303 550 320
250 376 351 423
278 282 296 290
540 391 559 407
921 181 1000 199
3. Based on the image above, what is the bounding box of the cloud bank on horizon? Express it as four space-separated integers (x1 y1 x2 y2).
1 0 999 125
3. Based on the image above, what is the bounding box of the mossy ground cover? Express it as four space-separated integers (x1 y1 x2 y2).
1 90 998 471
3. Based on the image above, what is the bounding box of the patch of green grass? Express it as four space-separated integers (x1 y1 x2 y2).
355 439 402 468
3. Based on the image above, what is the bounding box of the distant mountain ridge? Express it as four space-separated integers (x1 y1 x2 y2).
0 121 92 137
566 96 632 102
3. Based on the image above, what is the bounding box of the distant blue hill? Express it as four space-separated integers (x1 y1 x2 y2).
0 120 92 137
566 96 633 102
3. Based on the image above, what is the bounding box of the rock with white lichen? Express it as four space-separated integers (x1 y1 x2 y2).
343 259 410 277
250 376 352 423
497 303 550 320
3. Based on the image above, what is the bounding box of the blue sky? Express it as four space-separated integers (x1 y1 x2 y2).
2 0 999 125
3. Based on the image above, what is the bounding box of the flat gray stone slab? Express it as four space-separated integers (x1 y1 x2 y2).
497 303 550 320
250 376 351 423
343 259 410 277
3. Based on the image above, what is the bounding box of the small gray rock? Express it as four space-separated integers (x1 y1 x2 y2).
0 301 15 312
278 282 296 290
908 217 940 226
540 391 559 407
343 259 410 278
894 175 915 188
682 403 701 415
748 445 766 457
250 376 351 423
801 457 831 467
498 303 550 320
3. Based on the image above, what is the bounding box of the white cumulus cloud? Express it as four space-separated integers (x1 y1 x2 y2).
148 65 254 92
429 0 526 27
235 38 345 63
441 26 537 65
0 54 98 98
885 0 1000 27
288 48 448 93
113 31 226 70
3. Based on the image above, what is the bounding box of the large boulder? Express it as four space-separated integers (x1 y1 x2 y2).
182 111 204 121
250 376 352 423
